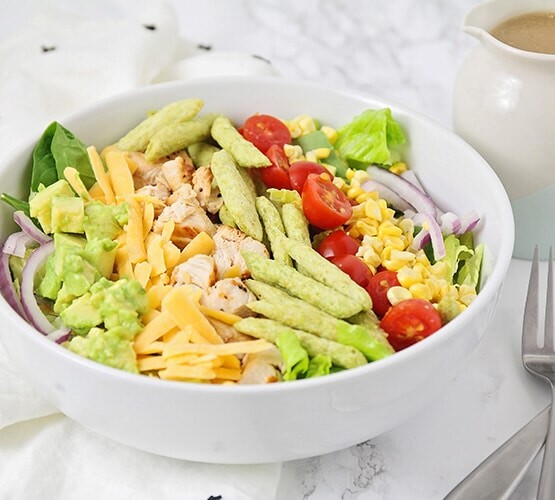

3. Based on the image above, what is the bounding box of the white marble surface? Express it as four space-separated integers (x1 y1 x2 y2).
0 1 550 498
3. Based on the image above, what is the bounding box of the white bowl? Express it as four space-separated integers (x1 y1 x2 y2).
0 77 514 464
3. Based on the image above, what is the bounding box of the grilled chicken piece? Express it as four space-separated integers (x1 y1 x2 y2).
201 277 256 317
171 254 216 290
208 318 254 344
239 345 283 385
128 152 167 190
153 186 216 249
135 183 171 205
162 155 195 192
212 225 269 280
166 181 201 206
192 166 223 214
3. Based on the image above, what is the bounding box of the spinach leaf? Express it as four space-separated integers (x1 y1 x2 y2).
31 122 58 192
51 123 95 189
0 193 30 215
30 121 95 193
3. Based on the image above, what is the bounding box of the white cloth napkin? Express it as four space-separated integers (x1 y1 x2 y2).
0 1 281 498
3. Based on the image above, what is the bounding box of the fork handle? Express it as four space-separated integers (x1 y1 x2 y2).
538 387 555 499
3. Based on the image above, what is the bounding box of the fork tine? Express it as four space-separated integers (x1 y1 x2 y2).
545 247 554 350
523 245 540 354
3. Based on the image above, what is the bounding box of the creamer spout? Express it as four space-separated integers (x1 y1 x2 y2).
461 0 496 41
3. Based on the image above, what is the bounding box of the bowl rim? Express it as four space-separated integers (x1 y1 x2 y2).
0 75 515 395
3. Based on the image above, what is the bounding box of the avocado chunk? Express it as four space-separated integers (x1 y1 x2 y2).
82 238 118 279
62 278 149 373
51 196 85 234
29 179 75 233
295 130 332 152
83 201 128 241
294 130 348 177
37 254 62 300
53 283 77 314
62 253 99 296
37 233 101 306
87 278 148 338
37 234 85 301
66 327 139 373
60 293 103 331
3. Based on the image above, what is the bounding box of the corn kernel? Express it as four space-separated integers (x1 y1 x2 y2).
387 286 413 306
346 168 356 181
321 125 338 144
397 267 423 288
314 147 331 160
322 164 337 177
289 125 302 139
305 151 317 163
298 115 317 135
389 162 408 175
284 144 305 163
409 283 433 300
332 176 346 190
355 191 374 204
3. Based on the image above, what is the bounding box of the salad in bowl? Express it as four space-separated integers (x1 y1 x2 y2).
1 95 483 385
0 78 513 463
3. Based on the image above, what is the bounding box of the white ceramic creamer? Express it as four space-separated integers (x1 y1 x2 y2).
453 0 555 259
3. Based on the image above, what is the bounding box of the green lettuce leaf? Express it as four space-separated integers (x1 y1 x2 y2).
336 322 394 361
457 243 484 289
306 354 332 378
441 234 473 283
267 188 302 209
276 330 309 381
335 108 406 167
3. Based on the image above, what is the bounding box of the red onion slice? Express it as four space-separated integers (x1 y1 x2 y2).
457 210 480 235
411 227 431 250
440 212 462 236
401 169 426 193
47 326 71 344
20 241 56 334
360 179 412 211
3 231 36 258
13 211 51 245
412 212 446 260
367 166 437 216
0 251 27 319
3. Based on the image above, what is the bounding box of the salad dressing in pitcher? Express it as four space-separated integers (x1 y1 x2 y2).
453 0 555 259
490 12 555 54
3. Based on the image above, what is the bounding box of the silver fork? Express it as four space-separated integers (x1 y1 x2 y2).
523 245 555 499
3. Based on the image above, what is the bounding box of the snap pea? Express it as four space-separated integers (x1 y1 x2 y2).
242 251 362 318
117 98 204 152
235 317 367 370
255 197 291 265
211 150 263 241
211 116 271 168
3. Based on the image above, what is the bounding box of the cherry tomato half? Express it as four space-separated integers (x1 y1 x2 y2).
330 255 372 288
289 161 328 194
302 174 353 230
260 144 292 190
379 298 442 351
316 230 360 260
242 114 291 153
366 270 401 318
